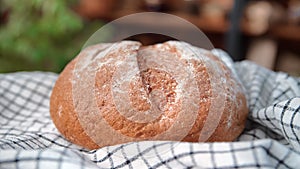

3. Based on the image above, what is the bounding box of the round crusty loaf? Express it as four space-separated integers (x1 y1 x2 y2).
50 41 248 150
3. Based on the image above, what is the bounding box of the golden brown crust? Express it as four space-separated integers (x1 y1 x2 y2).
50 57 99 149
96 68 180 138
50 41 248 150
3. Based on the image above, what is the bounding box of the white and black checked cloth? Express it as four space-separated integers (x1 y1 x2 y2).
0 50 300 169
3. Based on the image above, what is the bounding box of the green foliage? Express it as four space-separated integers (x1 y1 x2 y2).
0 0 100 73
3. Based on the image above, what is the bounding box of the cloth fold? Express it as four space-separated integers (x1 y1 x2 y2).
0 50 300 169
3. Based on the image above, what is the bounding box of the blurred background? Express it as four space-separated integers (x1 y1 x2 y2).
0 0 300 75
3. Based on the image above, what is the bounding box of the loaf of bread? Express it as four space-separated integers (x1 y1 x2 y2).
50 41 248 150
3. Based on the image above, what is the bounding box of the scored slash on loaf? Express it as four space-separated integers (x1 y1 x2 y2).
50 41 248 150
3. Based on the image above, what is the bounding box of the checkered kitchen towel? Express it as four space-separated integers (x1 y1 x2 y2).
0 49 300 169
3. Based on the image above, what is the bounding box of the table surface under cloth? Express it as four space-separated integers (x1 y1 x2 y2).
0 49 300 169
